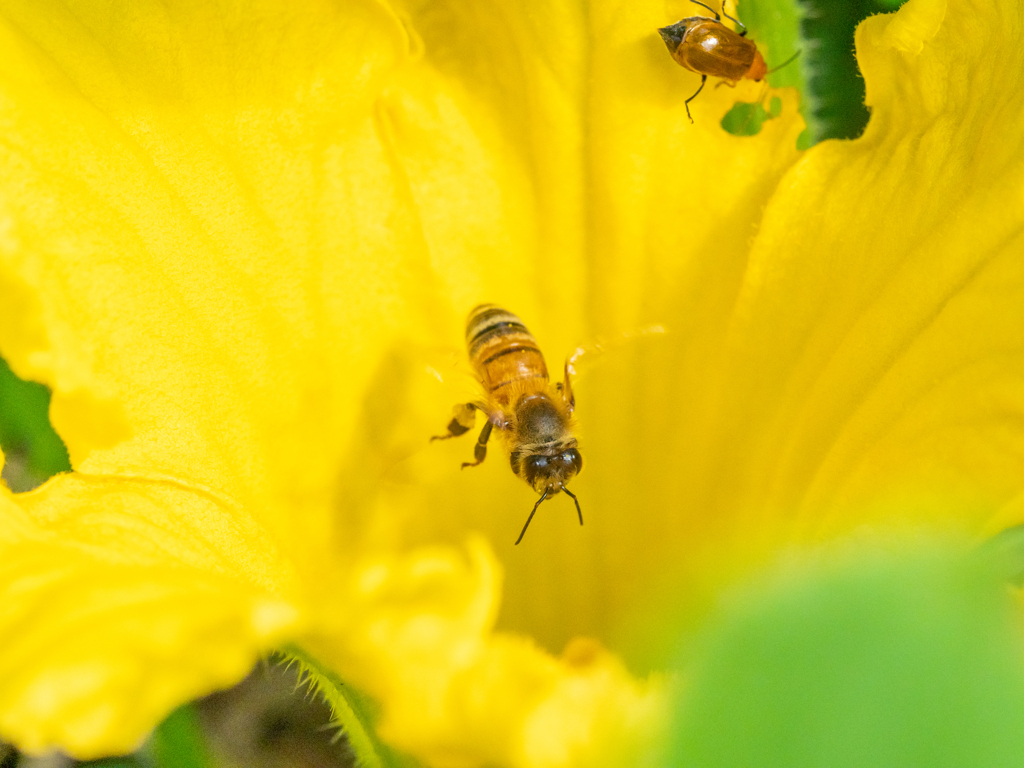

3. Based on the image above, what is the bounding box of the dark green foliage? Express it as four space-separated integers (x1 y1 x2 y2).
728 0 906 144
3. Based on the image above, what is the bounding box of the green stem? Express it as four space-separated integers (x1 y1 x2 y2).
277 645 395 768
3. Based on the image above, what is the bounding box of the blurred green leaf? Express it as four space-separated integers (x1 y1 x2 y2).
78 758 147 768
978 523 1024 587
0 355 70 490
149 704 214 768
663 539 1024 767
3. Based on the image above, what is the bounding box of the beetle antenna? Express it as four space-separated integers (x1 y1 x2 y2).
718 3 746 34
766 49 802 75
563 487 583 526
688 0 720 19
516 489 549 545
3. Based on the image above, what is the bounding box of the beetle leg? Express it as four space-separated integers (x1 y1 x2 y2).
685 74 707 123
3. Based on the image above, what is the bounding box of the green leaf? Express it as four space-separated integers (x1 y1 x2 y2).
0 355 70 490
663 539 1024 767
736 0 810 143
721 96 782 136
278 646 419 768
737 0 908 146
149 704 214 768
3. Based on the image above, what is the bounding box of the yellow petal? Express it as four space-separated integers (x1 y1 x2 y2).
0 0 422 571
0 0 803 746
370 0 803 648
307 538 666 767
0 475 300 756
381 0 803 334
712 0 1024 540
394 0 1024 659
2 0 1022 763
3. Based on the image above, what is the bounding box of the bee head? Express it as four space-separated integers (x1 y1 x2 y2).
512 447 585 545
513 447 583 495
658 21 688 53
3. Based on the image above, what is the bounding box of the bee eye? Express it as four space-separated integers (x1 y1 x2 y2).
565 448 582 475
521 455 548 486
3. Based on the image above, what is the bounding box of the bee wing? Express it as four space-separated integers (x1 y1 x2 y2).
565 324 668 379
560 325 668 412
419 344 471 385
416 342 483 421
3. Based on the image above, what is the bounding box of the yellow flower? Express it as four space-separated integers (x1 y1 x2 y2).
1 0 1022 764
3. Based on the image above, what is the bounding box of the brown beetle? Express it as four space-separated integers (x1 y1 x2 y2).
659 0 767 122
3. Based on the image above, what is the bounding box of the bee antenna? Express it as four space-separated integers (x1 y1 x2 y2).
515 489 549 546
562 487 583 526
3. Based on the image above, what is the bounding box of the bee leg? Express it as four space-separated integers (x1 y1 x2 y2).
461 421 493 469
431 403 477 441
561 360 576 414
685 75 707 123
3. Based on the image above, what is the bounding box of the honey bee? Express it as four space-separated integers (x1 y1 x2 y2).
659 0 768 122
432 304 582 545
